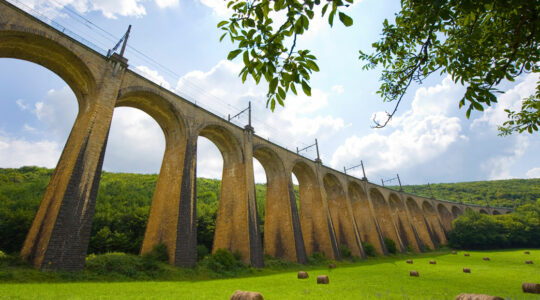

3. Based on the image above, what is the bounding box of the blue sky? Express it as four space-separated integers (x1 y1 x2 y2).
1 0 539 184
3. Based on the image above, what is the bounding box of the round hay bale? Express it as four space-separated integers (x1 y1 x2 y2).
230 290 264 300
297 271 309 279
317 275 329 284
406 259 413 264
463 268 471 273
452 250 457 255
454 293 504 300
525 260 533 264
464 253 470 257
522 282 540 294
429 260 436 264
410 270 419 277
524 251 530 254
328 263 336 269
483 257 490 261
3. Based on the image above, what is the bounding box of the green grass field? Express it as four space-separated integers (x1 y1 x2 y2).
0 249 539 299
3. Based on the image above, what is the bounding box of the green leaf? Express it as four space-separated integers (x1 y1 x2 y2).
227 49 242 60
472 101 484 111
219 33 227 42
301 80 311 96
243 50 250 66
217 20 228 28
269 77 278 93
278 86 286 99
306 60 320 72
338 12 353 27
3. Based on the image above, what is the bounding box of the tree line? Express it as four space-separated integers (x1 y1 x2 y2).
1 166 538 256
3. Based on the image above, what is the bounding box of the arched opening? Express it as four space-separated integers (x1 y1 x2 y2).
406 198 436 250
422 201 446 246
437 204 453 232
479 209 488 214
492 210 501 215
323 173 361 257
113 89 187 265
451 206 462 218
195 136 223 261
0 58 79 255
198 124 262 265
254 146 304 263
292 161 334 258
369 188 400 252
388 193 419 252
349 182 383 254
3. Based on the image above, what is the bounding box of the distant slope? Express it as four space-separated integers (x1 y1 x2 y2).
1 167 538 254
389 178 540 208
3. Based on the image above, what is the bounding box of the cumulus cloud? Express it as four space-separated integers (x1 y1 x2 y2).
481 135 529 180
154 0 179 9
331 76 465 179
471 72 538 130
526 167 540 179
0 132 61 168
135 65 172 89
332 85 344 94
33 87 78 142
175 59 346 177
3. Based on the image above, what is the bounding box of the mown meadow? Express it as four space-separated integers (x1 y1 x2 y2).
0 249 538 299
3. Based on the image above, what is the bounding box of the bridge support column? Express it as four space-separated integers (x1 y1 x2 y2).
20 58 127 271
327 189 365 258
141 133 197 267
213 127 264 267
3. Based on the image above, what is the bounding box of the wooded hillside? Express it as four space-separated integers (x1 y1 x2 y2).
1 167 538 255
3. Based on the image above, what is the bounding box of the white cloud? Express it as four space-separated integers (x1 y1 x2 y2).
332 85 344 94
33 87 78 142
16 99 30 111
21 0 147 19
331 76 464 178
0 133 61 168
154 0 179 8
472 72 538 130
526 167 540 179
135 65 171 89
481 135 529 180
198 0 230 17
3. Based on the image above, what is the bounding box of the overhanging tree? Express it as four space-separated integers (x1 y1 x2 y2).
219 0 539 134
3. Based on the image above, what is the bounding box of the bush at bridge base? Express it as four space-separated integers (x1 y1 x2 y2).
362 242 377 257
384 238 397 254
448 201 540 249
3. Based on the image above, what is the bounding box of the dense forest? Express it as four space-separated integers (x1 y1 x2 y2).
1 167 539 256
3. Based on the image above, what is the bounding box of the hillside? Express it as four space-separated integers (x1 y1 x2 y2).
1 167 538 255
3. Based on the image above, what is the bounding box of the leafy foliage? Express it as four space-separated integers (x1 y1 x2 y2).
448 201 540 249
359 0 539 130
362 242 376 257
202 249 247 275
218 0 354 110
383 237 397 254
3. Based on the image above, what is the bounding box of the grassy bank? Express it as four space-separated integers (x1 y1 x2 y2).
0 249 538 299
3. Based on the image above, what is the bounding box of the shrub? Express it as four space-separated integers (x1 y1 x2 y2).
204 249 246 274
340 244 352 259
383 237 397 254
197 245 209 261
307 252 329 265
363 242 377 257
263 254 298 269
142 243 169 263
0 250 5 258
85 252 165 278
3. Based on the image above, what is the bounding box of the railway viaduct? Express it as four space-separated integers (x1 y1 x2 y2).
0 0 512 271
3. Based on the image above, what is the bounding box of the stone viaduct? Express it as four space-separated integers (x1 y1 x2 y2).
0 0 512 271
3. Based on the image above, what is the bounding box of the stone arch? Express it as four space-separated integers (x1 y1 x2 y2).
323 173 361 257
0 30 96 106
451 206 462 218
369 188 401 252
349 182 383 254
422 201 446 245
479 209 488 214
115 89 191 265
253 145 305 263
437 204 453 232
292 161 335 258
388 193 419 252
406 198 435 250
492 210 501 215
